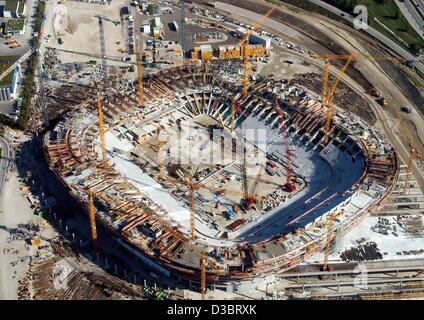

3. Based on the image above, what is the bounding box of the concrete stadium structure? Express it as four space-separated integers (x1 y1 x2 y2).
43 62 398 293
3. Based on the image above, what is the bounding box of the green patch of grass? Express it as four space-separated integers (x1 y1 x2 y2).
356 0 424 53
0 56 19 86
281 0 346 22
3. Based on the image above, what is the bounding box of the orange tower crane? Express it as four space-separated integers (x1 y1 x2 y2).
71 184 101 252
313 53 421 196
239 6 277 98
97 90 107 166
310 53 355 144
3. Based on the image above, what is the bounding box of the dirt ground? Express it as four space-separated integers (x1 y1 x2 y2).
43 2 127 64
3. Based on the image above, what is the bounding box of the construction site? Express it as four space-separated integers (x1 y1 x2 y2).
2 0 424 301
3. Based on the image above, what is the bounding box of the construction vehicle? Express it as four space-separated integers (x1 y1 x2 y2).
213 193 235 219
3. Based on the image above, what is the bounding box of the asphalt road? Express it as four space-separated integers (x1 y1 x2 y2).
0 137 10 201
395 0 424 41
305 0 424 74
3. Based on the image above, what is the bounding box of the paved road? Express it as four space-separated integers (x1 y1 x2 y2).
0 137 10 202
305 0 424 74
395 0 424 41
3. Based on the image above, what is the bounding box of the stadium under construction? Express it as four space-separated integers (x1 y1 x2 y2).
43 61 399 293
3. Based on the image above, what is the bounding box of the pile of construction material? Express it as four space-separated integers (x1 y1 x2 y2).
371 217 398 236
259 190 287 211
398 215 424 239
28 238 148 300
340 242 383 262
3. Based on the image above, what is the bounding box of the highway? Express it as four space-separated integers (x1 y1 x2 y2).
305 0 424 74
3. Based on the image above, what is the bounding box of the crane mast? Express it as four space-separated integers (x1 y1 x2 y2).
200 253 206 299
97 91 107 166
240 6 276 98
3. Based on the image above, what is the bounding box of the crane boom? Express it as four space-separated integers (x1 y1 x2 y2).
320 54 354 144
239 6 277 47
322 59 329 102
240 6 277 98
